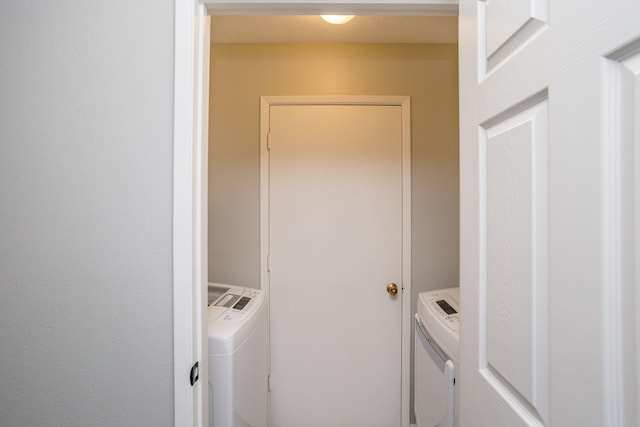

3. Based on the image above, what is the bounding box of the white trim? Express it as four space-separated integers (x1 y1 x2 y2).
259 97 272 424
196 11 212 427
261 95 411 106
173 1 210 426
260 97 271 301
205 0 458 16
260 95 412 427
601 46 640 427
601 57 626 427
399 96 412 427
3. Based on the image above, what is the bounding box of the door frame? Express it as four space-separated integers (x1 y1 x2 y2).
260 95 412 426
173 1 210 426
174 2 458 426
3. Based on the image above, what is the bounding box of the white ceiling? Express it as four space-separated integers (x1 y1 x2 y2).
210 15 458 44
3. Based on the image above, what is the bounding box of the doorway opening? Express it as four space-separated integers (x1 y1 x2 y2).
206 12 459 427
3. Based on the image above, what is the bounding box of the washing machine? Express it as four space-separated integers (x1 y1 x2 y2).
414 287 460 427
208 283 268 427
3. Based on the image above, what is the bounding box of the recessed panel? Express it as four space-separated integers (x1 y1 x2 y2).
602 40 640 425
482 99 549 423
480 0 548 75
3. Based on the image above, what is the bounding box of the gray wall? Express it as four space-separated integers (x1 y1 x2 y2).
0 1 174 425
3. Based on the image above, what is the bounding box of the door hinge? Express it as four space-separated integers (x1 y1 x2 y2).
268 374 272 392
190 361 199 386
267 133 272 150
267 254 271 272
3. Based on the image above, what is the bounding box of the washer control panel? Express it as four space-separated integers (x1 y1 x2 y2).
208 284 263 324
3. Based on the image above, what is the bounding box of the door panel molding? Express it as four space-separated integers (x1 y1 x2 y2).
479 0 548 76
602 41 640 426
480 98 549 425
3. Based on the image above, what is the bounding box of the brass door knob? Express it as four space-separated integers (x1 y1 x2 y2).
386 283 398 296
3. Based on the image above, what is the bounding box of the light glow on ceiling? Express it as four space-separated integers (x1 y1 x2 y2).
321 15 355 25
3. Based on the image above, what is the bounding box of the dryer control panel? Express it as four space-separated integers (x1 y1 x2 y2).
417 287 460 359
425 291 460 332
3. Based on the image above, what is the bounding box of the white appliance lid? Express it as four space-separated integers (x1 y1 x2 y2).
417 287 460 359
207 283 266 355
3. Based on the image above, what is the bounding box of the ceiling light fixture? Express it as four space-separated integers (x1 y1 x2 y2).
321 15 355 25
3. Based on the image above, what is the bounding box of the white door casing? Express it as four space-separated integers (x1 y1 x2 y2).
203 1 458 16
260 96 412 426
173 1 210 426
459 0 640 426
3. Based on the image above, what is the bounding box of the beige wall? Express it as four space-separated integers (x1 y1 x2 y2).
209 42 459 297
209 42 459 422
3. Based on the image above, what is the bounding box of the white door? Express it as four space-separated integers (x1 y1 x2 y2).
263 98 410 427
460 1 640 426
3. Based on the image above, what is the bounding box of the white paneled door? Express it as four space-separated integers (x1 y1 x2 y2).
263 98 410 427
460 0 640 426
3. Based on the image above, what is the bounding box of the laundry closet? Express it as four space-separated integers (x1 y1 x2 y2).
207 15 459 426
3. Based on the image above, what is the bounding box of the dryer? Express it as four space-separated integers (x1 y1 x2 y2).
414 287 460 427
208 283 268 427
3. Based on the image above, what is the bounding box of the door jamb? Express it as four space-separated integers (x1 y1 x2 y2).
260 96 412 426
204 0 458 16
173 1 210 426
